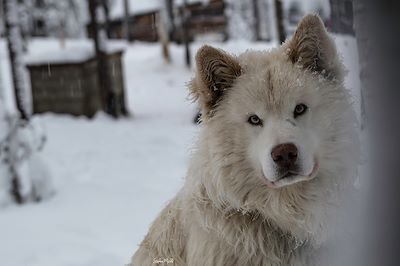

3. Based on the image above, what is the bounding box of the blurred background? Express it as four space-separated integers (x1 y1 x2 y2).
0 0 362 265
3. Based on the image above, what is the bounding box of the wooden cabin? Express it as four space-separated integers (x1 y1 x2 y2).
174 0 227 42
26 43 127 117
108 10 159 42
96 0 227 42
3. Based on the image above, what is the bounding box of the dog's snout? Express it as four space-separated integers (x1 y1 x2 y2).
271 143 298 169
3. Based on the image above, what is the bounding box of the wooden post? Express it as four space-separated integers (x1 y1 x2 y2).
101 0 111 38
274 0 286 44
158 2 171 63
181 0 191 68
123 0 130 40
252 0 260 41
166 0 175 40
88 0 117 117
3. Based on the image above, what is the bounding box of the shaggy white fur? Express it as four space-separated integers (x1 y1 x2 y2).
130 15 358 266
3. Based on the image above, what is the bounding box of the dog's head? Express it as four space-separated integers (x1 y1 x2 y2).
190 15 358 241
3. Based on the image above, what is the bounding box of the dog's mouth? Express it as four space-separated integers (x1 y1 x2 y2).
263 161 319 189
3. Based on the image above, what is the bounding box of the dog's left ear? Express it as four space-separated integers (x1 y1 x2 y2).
286 14 343 80
191 45 242 119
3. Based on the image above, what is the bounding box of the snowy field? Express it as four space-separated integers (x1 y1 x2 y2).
0 36 360 266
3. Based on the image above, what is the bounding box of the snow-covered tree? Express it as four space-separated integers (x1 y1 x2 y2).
225 0 255 40
0 110 53 204
226 0 280 42
261 0 277 42
6 0 87 39
45 0 82 44
158 0 171 63
1 0 53 205
3 0 30 120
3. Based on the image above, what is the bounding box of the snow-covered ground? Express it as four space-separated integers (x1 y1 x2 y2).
0 36 360 266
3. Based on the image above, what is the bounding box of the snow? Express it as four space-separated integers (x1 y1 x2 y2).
109 0 160 19
24 39 127 66
0 36 360 266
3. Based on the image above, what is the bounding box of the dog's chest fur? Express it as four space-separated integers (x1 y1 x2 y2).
182 193 315 266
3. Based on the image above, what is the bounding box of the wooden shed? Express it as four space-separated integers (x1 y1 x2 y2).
108 10 159 42
174 0 227 42
97 0 227 43
26 42 127 117
329 0 355 35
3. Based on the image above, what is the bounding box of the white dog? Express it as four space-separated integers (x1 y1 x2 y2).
131 15 358 266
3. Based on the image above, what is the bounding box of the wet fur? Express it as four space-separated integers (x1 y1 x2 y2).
130 15 358 266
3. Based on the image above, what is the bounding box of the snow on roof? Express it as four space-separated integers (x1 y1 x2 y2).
24 38 127 66
109 0 159 20
174 0 209 6
109 0 208 20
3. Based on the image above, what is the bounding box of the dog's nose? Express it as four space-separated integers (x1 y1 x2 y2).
271 143 298 169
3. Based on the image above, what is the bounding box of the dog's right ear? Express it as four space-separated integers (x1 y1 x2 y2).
191 45 242 119
285 14 342 80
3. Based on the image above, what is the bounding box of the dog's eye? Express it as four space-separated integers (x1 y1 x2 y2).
294 104 308 118
248 115 262 126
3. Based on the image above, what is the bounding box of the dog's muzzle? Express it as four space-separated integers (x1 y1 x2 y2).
262 143 318 188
